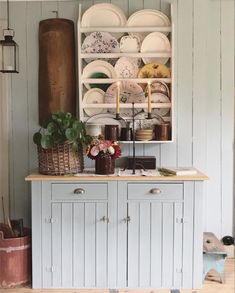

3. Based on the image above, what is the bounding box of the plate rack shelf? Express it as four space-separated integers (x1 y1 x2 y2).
77 4 174 143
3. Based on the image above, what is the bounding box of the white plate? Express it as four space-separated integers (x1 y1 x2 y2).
83 88 105 117
145 92 170 116
82 60 117 90
114 57 139 79
105 81 144 117
120 35 140 53
141 32 171 64
81 3 127 39
127 9 171 40
85 113 126 130
82 32 120 64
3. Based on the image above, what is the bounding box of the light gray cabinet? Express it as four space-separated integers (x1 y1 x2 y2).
30 178 204 290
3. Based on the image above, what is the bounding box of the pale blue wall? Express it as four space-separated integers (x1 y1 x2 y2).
0 0 234 237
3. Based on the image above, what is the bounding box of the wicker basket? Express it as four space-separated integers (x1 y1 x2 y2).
37 143 84 175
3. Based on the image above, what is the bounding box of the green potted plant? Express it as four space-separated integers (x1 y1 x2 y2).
33 112 92 175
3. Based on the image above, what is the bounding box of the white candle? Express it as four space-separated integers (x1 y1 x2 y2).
116 81 120 114
147 81 151 113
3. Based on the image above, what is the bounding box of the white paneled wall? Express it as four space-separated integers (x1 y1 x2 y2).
0 0 234 237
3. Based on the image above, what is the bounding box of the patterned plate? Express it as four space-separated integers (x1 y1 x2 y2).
105 81 144 117
138 62 171 79
114 57 139 79
144 80 170 97
120 35 141 53
82 31 120 64
145 92 170 116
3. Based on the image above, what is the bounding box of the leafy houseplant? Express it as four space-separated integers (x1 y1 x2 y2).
33 112 92 175
33 112 91 151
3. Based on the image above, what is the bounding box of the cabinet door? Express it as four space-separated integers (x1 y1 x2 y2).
51 201 109 288
127 201 183 289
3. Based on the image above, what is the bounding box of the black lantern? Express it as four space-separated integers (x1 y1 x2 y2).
0 0 19 73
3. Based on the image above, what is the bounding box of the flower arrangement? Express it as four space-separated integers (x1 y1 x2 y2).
86 135 121 160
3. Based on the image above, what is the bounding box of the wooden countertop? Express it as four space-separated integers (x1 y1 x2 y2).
25 168 208 182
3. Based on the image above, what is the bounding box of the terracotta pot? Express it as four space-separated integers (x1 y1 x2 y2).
95 154 115 175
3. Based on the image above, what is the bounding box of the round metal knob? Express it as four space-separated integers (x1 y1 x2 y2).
150 188 161 194
73 188 85 195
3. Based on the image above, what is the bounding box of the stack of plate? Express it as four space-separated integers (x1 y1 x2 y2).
135 129 153 141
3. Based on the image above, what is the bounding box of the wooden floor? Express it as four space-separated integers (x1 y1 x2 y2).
0 259 234 293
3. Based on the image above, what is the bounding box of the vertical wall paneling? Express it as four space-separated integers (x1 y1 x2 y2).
5 0 235 239
79 0 93 14
160 0 171 17
0 20 10 223
128 0 144 16
220 0 234 236
160 0 177 167
27 2 42 171
10 2 29 223
192 0 208 231
58 1 79 22
41 1 58 19
205 0 222 236
176 0 193 166
144 0 160 9
111 0 129 16
93 0 110 4
0 2 6 18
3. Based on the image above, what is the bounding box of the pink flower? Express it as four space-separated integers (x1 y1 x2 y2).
87 139 121 160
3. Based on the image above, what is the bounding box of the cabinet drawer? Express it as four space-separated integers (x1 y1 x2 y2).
127 183 183 200
51 183 108 200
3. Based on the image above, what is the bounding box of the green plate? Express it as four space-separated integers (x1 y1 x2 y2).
89 72 110 91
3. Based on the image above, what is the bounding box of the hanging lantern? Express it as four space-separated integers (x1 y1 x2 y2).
0 0 19 73
0 29 19 73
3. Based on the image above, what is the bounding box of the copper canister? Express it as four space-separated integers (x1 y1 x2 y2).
104 125 119 141
39 18 76 125
154 122 171 141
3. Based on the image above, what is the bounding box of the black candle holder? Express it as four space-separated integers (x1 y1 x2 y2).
115 104 154 175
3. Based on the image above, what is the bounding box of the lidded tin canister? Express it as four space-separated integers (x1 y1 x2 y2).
39 18 76 125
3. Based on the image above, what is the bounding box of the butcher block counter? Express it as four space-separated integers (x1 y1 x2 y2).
26 169 208 291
